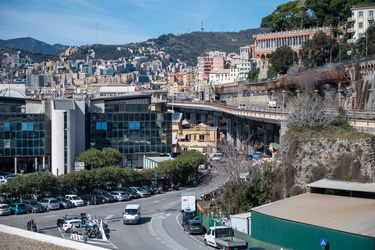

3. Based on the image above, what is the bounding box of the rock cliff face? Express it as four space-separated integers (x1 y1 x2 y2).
273 135 375 199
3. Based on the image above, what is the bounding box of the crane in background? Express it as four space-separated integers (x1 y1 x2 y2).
60 56 83 90
47 59 56 93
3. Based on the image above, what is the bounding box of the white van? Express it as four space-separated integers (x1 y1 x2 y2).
238 103 246 109
123 204 141 224
268 101 277 108
65 194 84 207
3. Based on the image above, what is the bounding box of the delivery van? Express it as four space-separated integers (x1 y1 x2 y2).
123 204 141 224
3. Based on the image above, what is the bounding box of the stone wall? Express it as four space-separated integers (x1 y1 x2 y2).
274 134 375 198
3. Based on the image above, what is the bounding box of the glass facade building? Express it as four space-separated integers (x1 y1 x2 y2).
89 95 172 168
0 97 48 173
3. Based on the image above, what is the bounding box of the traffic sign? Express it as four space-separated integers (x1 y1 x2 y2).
154 173 159 178
319 238 327 246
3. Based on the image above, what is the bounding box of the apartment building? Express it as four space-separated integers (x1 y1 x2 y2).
347 4 375 43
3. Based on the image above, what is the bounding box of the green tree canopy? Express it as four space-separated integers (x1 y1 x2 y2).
260 1 315 32
299 31 337 67
75 147 122 169
268 45 296 76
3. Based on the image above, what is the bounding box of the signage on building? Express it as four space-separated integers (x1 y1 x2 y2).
75 162 85 171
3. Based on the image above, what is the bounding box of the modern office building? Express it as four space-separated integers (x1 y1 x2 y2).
88 93 172 169
0 92 173 174
0 96 50 174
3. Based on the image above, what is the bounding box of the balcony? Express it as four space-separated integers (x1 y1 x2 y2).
347 28 355 33
347 17 355 22
347 38 355 44
368 16 374 20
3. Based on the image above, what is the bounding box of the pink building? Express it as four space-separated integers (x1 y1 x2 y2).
197 52 226 84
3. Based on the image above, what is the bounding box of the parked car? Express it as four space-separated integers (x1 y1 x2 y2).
5 174 18 182
183 219 204 235
91 190 115 203
23 199 46 213
125 187 139 199
182 210 196 224
81 194 103 205
9 202 27 214
220 100 227 105
39 197 60 210
0 204 11 215
129 187 149 198
211 153 222 161
268 101 277 108
110 191 130 201
65 194 84 207
57 214 83 227
56 197 73 209
0 176 7 185
62 219 93 234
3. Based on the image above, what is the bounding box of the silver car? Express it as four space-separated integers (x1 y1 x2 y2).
110 191 130 201
23 199 46 213
39 197 60 210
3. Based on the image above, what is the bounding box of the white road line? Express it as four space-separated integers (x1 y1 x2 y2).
104 215 113 221
152 198 167 203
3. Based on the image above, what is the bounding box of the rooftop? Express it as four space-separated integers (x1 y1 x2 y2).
251 192 375 237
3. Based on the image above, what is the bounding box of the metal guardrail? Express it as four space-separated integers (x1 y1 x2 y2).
172 102 375 130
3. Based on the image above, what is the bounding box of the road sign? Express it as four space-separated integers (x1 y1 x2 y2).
319 238 327 246
154 173 159 178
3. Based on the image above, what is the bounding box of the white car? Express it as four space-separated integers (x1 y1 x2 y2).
0 176 7 185
238 103 246 109
0 204 11 215
65 194 84 207
268 101 277 108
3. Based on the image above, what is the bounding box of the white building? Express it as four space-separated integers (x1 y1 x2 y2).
347 4 375 43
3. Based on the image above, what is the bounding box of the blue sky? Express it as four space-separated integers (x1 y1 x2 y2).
0 0 287 46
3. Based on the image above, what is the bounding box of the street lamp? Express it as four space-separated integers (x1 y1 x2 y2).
369 89 374 113
337 89 343 107
281 90 286 108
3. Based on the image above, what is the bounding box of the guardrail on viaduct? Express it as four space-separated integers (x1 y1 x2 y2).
171 102 375 135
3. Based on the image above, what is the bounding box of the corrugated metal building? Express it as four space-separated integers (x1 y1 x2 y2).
251 179 375 250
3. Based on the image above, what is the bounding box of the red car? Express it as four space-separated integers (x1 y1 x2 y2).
219 100 227 105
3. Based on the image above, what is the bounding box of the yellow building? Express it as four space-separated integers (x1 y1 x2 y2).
176 123 220 157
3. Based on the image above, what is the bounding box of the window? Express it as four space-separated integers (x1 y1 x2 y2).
359 22 363 29
96 122 107 130
370 10 374 18
359 11 363 17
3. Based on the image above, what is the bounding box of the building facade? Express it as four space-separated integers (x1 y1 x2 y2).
347 4 375 43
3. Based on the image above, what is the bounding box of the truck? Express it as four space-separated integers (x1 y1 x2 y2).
204 226 247 250
181 191 196 212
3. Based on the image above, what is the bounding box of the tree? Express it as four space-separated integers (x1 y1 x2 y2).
261 1 315 32
299 31 337 67
351 25 375 58
101 147 122 167
268 46 296 76
247 68 260 81
306 0 374 27
75 147 122 169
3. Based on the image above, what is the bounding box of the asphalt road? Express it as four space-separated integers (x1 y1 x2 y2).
0 186 212 250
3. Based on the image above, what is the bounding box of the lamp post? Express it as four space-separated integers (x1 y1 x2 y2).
281 90 286 108
370 89 374 113
338 89 343 107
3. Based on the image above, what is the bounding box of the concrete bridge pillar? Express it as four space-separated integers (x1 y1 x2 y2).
236 119 245 147
226 117 234 143
201 114 207 124
190 113 196 125
214 115 220 127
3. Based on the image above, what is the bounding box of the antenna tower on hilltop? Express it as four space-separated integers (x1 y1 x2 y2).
201 21 204 32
